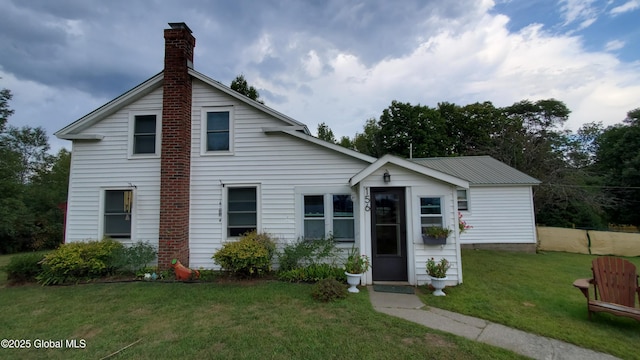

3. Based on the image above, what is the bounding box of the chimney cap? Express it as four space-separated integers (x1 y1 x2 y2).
168 22 192 33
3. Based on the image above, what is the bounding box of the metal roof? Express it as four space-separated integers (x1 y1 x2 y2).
410 156 541 185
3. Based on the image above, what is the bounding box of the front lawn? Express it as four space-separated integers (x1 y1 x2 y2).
0 279 521 359
419 249 640 360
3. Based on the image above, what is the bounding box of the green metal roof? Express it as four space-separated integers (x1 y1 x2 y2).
410 156 541 185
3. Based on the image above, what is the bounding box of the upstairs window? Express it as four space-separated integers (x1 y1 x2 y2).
457 189 469 211
202 107 234 154
133 115 157 154
129 111 161 157
104 189 133 238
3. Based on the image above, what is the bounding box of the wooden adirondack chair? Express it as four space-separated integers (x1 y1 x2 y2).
573 256 640 321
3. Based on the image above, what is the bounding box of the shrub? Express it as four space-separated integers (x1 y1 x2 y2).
3 251 49 284
277 236 340 271
37 238 124 285
112 241 157 274
212 231 276 277
278 263 346 283
311 278 348 302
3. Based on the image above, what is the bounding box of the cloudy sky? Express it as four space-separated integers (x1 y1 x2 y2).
1 0 639 152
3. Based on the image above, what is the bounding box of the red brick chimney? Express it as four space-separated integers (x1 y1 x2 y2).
158 22 195 268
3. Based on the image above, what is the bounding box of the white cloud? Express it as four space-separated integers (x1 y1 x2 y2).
610 0 640 15
255 8 639 138
605 39 625 51
559 0 598 29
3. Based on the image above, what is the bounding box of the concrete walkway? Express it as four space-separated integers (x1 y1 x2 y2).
368 287 619 360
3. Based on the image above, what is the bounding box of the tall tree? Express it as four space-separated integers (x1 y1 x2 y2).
594 108 640 226
377 100 449 158
230 74 264 104
1 126 51 184
317 122 336 143
0 86 13 132
352 118 381 157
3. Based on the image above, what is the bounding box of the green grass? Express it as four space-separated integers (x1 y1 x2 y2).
0 278 521 359
419 249 640 360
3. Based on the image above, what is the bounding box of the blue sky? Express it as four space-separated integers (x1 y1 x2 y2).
0 0 638 152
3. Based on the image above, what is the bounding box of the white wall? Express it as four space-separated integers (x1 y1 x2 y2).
458 186 537 245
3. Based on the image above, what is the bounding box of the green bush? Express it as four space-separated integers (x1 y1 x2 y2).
212 231 276 277
37 238 124 285
311 278 348 302
278 263 346 283
3 251 49 284
277 236 340 271
112 241 157 274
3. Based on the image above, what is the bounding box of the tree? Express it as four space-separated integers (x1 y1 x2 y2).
377 100 449 158
1 126 51 184
594 109 640 226
317 122 336 143
352 118 381 157
230 74 264 104
0 86 13 132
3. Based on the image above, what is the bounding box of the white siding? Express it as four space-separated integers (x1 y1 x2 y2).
459 186 537 245
188 80 370 268
356 164 461 286
65 87 163 247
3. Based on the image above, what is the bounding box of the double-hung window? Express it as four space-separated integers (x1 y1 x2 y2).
457 189 469 211
104 189 133 238
303 194 354 241
129 111 161 157
202 107 233 154
420 197 443 235
227 187 257 237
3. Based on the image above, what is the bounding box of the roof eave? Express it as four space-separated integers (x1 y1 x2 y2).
55 72 164 138
189 69 311 135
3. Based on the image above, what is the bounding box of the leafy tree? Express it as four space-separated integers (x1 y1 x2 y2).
352 118 381 157
594 109 640 226
0 88 67 252
317 122 336 143
377 100 449 158
1 126 51 184
230 74 264 104
0 86 14 132
337 136 353 149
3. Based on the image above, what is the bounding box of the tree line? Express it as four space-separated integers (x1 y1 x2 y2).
0 87 70 253
317 99 640 230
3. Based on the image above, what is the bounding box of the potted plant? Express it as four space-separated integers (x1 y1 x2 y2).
344 247 371 293
422 226 452 245
426 257 451 296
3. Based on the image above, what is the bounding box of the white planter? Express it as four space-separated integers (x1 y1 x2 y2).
345 272 362 293
429 276 448 296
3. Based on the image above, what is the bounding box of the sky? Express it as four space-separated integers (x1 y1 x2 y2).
1 0 639 153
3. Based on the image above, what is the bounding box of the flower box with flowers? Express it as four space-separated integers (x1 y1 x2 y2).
422 226 451 245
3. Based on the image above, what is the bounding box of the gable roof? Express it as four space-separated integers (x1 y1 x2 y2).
55 72 164 139
350 154 469 188
410 156 541 185
55 69 311 139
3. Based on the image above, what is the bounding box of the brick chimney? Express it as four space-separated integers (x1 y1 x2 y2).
158 22 195 268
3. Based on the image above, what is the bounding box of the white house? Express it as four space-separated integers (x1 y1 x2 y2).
55 23 539 286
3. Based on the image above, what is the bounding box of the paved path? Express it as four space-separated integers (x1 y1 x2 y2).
368 287 620 360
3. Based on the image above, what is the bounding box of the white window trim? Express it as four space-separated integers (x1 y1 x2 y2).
128 110 162 159
457 188 470 212
296 186 357 242
419 196 446 231
98 187 137 241
200 106 234 156
222 183 261 239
